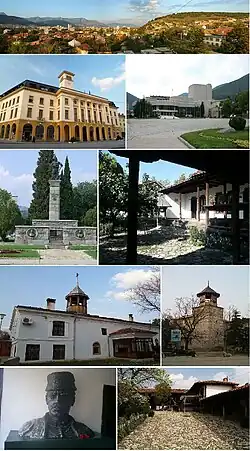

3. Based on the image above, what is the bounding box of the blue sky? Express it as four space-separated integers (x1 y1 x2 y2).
0 55 125 114
107 152 195 183
0 150 97 206
0 266 159 330
161 367 249 389
162 266 249 317
1 0 248 24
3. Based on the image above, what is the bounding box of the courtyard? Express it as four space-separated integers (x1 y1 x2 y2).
99 227 236 265
119 411 249 450
127 118 248 149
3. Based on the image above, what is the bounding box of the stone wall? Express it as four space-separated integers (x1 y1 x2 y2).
32 220 78 228
63 227 97 245
15 226 49 245
191 304 224 351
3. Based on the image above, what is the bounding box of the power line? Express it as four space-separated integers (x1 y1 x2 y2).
173 0 195 15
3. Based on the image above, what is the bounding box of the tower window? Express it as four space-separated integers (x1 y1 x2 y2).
52 321 65 336
93 342 101 355
101 328 107 335
71 296 77 305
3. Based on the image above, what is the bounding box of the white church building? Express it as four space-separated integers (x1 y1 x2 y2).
9 276 159 363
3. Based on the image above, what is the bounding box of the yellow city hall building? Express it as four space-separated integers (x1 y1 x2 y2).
0 71 123 143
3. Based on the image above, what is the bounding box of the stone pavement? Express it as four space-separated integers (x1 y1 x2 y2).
119 411 249 450
0 249 97 265
127 118 233 149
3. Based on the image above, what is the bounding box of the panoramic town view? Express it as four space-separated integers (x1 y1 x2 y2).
0 0 248 54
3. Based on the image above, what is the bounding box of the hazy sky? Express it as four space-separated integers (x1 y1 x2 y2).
0 55 125 114
0 266 159 330
1 0 248 24
126 55 249 97
0 150 97 206
162 265 249 317
164 367 249 389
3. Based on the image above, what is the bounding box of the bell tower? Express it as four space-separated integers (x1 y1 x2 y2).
65 273 89 314
197 281 220 306
58 70 75 90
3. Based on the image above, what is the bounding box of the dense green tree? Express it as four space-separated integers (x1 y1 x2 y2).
200 101 205 118
118 368 170 387
225 308 249 353
99 152 128 235
234 91 249 115
174 173 188 184
0 33 8 53
133 99 155 118
155 382 171 406
84 207 97 227
29 150 60 220
220 24 249 54
0 189 22 240
138 174 159 217
60 156 73 220
73 181 97 225
221 98 233 118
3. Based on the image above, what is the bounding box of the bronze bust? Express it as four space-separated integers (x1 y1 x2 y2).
19 372 95 440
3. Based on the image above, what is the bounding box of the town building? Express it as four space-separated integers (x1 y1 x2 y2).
9 276 159 363
118 113 126 137
0 70 122 143
145 83 221 118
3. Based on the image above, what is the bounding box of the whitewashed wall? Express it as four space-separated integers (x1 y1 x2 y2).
206 384 234 398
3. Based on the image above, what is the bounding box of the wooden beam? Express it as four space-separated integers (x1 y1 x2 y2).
179 192 182 219
196 186 200 221
127 157 140 264
205 181 209 228
231 182 240 264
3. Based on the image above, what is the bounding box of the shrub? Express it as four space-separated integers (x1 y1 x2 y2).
189 226 206 245
229 116 246 131
148 410 155 417
118 413 147 441
233 139 249 149
206 231 232 251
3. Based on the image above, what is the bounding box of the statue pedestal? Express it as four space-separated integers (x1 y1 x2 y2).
5 431 115 450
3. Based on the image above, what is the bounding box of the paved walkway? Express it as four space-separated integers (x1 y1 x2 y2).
127 118 232 149
119 411 249 450
0 140 125 149
0 249 97 265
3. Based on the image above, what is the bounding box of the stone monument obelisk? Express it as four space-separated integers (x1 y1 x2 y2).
49 180 60 221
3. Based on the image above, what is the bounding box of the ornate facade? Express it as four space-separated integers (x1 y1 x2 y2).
0 71 122 143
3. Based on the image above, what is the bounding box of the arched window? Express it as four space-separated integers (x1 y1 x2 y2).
93 342 101 355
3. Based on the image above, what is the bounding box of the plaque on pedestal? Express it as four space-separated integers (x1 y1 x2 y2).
4 431 115 450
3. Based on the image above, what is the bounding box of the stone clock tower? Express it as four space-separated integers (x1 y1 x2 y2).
192 282 224 351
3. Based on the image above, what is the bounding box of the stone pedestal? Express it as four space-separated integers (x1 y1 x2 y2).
49 180 60 221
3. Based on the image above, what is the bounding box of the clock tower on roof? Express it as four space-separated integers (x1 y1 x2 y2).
65 274 89 314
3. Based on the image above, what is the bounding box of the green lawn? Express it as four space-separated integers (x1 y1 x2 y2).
19 358 158 366
70 244 97 259
181 128 249 149
0 243 45 250
0 250 40 259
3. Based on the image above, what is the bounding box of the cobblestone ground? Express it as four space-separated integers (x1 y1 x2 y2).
119 412 249 450
99 229 233 265
127 118 231 149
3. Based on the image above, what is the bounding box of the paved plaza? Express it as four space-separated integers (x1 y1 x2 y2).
127 118 233 148
0 249 97 265
0 139 125 149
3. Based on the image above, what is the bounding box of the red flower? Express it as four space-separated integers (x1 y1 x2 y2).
79 434 90 439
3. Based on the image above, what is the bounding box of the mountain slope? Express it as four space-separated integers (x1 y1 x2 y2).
213 74 249 100
0 13 33 25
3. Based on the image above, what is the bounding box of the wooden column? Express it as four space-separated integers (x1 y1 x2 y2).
222 404 225 419
196 186 200 221
231 182 240 264
223 183 227 218
127 157 140 264
179 193 182 219
205 181 209 228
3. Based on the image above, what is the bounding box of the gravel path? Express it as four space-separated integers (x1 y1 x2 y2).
0 249 97 265
119 411 249 450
